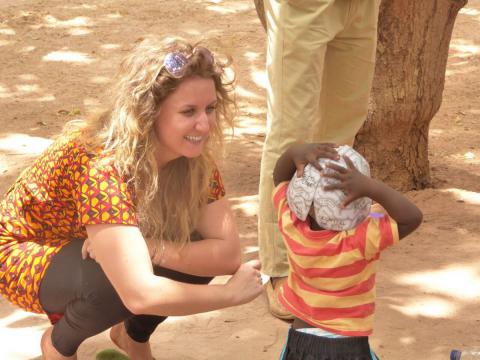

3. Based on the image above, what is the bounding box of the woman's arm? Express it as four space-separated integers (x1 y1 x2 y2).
158 198 242 276
86 223 262 316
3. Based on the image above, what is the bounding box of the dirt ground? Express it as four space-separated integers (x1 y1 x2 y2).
0 1 479 359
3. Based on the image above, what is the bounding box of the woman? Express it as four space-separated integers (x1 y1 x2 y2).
0 37 263 359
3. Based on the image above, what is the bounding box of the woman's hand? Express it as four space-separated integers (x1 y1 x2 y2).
322 155 373 207
225 259 263 306
81 238 96 261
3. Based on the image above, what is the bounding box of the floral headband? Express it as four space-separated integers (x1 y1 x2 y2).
160 46 214 79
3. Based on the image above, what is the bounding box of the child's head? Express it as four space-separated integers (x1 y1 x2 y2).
286 145 372 231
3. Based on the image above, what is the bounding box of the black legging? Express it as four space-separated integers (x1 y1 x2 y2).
39 238 212 357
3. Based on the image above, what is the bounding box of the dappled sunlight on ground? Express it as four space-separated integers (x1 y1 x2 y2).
0 27 16 35
449 41 480 58
236 84 263 100
0 305 49 359
231 115 265 136
397 265 480 301
251 68 268 89
197 0 255 15
444 188 480 204
460 6 480 17
390 296 455 318
243 244 260 255
0 133 53 155
43 50 96 64
230 194 258 217
31 15 93 29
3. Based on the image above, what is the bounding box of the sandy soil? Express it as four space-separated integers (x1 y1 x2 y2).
0 1 479 359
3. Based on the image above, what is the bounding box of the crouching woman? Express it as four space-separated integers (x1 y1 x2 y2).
0 37 263 359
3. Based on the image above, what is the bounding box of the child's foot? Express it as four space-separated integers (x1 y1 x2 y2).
110 323 154 360
41 326 78 360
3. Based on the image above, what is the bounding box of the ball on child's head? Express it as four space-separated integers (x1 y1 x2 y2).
286 145 372 231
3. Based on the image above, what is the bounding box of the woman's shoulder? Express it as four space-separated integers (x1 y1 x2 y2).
48 131 93 157
6 133 90 185
51 131 113 168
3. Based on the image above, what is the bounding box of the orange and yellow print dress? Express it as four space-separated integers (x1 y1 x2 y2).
0 134 226 314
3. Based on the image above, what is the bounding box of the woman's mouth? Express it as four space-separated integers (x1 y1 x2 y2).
184 135 203 144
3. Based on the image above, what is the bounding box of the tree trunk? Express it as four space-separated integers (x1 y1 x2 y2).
252 0 467 191
354 0 467 190
254 0 267 31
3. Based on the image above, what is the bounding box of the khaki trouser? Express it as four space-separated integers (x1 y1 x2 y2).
258 0 381 276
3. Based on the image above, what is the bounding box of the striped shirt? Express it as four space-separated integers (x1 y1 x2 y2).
273 181 399 336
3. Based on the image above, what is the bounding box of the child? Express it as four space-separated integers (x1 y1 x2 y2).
272 143 423 360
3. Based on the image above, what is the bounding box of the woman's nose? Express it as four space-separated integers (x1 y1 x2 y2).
195 112 211 133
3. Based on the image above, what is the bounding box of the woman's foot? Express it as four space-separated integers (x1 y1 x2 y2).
110 323 154 360
41 326 78 360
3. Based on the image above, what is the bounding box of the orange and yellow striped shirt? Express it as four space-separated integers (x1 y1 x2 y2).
273 182 399 336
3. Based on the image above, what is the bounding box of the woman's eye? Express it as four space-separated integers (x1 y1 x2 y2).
181 109 195 116
206 106 216 114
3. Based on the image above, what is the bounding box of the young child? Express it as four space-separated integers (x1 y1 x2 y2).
272 143 423 360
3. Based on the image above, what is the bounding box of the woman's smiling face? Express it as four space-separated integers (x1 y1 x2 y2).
154 75 217 167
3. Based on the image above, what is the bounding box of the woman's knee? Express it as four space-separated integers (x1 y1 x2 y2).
81 258 128 311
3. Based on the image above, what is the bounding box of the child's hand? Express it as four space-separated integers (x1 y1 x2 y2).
322 155 373 207
290 143 339 177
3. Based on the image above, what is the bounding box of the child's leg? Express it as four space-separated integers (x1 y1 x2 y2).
279 330 289 360
281 327 375 360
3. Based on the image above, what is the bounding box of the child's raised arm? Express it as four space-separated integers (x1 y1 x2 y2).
323 156 423 239
273 143 339 186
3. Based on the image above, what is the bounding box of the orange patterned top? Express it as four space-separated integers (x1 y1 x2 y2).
0 135 225 313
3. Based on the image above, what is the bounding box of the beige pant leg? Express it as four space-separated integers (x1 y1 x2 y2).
259 0 380 277
259 0 340 277
315 0 381 146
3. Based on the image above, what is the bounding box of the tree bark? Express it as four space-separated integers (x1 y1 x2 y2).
252 0 467 191
354 0 467 190
254 0 267 31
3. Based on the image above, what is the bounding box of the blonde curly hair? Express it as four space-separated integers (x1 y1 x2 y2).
64 36 235 252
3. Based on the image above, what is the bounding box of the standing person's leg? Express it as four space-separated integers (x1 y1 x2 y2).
258 0 342 319
314 0 381 146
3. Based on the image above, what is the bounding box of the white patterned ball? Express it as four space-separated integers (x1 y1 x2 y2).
286 145 371 231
